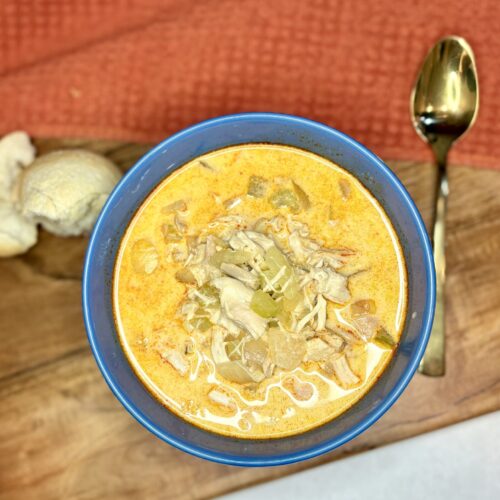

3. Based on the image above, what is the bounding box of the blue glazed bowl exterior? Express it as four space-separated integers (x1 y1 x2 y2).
83 113 435 466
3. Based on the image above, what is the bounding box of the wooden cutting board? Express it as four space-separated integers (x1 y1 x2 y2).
1 139 499 500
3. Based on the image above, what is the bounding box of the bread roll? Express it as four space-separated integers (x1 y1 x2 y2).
0 201 37 257
20 149 122 236
0 131 36 202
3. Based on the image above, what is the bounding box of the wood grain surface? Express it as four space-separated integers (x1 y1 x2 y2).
1 139 499 500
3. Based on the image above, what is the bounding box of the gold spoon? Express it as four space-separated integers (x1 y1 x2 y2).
411 36 479 376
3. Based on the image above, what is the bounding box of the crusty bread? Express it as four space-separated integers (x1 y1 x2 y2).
0 200 37 257
0 132 37 257
0 131 36 203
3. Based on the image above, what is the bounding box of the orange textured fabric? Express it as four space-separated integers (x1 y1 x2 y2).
0 0 498 168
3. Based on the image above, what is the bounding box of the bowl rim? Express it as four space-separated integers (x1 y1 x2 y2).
82 112 435 467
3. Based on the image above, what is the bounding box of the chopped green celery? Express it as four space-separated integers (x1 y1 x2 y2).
253 218 267 232
260 268 291 293
188 305 213 332
212 235 229 248
209 249 251 267
262 246 300 297
194 306 208 316
264 246 291 279
373 327 396 349
269 189 300 212
225 340 243 361
259 269 275 289
197 284 219 300
292 181 311 209
277 310 294 330
248 175 268 198
265 246 289 271
282 276 300 300
189 317 212 332
250 290 281 318
283 289 303 311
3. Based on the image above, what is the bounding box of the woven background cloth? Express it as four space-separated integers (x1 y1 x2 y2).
0 0 498 168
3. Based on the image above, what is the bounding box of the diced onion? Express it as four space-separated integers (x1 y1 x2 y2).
175 268 196 284
268 328 306 370
339 179 351 200
162 199 187 213
324 354 359 387
351 299 376 317
247 175 268 198
131 239 159 274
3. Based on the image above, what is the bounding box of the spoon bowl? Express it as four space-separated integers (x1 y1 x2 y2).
412 36 479 161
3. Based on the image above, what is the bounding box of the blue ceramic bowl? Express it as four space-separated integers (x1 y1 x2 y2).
83 113 435 466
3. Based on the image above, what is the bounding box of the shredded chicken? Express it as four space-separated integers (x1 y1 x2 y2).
210 310 241 335
286 216 309 237
185 241 206 266
319 331 345 351
208 215 246 230
223 196 242 210
289 231 309 262
205 235 218 258
169 244 188 263
212 277 267 338
160 348 189 376
174 213 187 233
296 294 327 332
315 295 327 330
329 354 359 387
244 230 275 251
269 216 286 232
353 315 379 340
305 267 350 304
229 231 265 258
306 337 335 361
307 248 354 270
189 263 221 286
220 262 259 289
174 211 392 390
208 389 236 410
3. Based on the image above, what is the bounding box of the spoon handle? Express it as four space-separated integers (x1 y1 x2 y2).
419 162 448 376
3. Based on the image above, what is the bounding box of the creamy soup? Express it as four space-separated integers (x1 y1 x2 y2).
114 144 407 439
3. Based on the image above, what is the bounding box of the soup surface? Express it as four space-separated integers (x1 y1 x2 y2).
114 144 407 439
